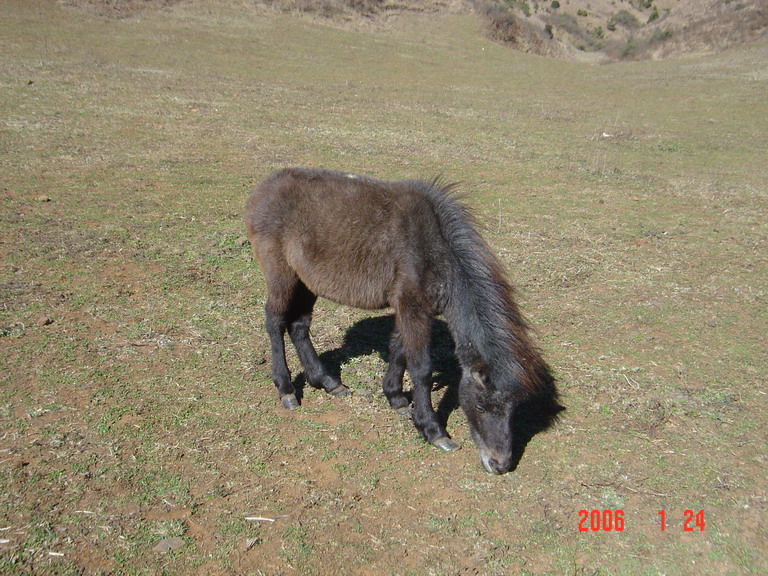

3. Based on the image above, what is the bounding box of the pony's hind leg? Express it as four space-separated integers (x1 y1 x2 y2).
264 301 298 410
264 276 349 409
288 283 349 397
261 253 304 409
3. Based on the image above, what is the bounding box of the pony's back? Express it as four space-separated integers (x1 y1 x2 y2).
246 168 448 311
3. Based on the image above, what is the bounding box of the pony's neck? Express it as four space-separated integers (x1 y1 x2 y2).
420 181 531 381
444 267 545 399
443 266 508 371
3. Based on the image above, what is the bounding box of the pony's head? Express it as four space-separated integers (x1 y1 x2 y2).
459 364 521 474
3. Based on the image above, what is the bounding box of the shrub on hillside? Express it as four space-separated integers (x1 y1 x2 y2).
480 3 523 43
611 9 640 29
476 0 548 50
547 12 606 52
649 28 674 43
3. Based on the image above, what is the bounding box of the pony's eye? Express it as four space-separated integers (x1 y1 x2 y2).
476 404 486 414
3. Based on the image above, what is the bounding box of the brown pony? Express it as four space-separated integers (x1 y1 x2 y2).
245 168 555 474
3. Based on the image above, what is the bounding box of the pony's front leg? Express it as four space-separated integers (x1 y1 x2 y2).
408 350 460 452
382 329 410 415
397 309 460 452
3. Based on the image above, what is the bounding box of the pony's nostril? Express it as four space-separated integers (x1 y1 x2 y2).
483 454 512 475
488 458 504 474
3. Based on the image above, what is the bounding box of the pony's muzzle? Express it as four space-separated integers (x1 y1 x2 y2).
480 451 513 475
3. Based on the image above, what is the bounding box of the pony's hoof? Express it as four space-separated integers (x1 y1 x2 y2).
395 407 413 420
432 437 460 452
280 394 299 410
329 384 351 397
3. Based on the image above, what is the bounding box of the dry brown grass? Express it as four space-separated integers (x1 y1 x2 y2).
58 0 768 60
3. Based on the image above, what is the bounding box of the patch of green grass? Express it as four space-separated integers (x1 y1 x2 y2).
282 523 314 559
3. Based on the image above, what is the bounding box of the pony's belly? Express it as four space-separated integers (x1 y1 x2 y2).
302 271 391 310
287 256 391 310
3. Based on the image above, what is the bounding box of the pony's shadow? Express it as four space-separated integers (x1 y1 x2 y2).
312 315 459 418
307 314 563 471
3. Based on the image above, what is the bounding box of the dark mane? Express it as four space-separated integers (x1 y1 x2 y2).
420 180 548 397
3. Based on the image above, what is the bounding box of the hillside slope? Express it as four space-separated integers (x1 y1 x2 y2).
480 0 768 61
59 0 768 60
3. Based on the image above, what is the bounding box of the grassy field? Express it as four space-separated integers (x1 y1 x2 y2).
1 1 766 574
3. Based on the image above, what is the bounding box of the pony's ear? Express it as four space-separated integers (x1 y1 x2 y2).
470 366 488 389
